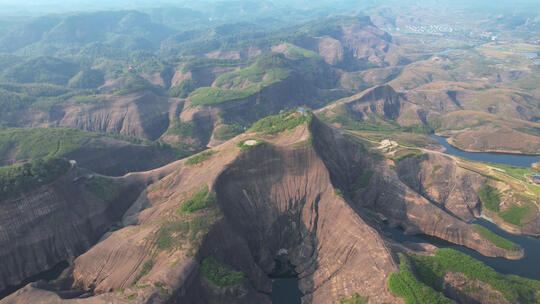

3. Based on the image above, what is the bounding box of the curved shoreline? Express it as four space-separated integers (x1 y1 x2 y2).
429 134 540 167
445 136 540 156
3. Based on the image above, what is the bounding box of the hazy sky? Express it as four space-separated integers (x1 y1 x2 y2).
0 0 538 16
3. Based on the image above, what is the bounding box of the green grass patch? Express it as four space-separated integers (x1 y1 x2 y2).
114 75 161 95
0 157 70 200
249 109 312 135
213 53 290 89
188 86 259 107
153 282 170 296
432 165 442 178
472 224 519 250
166 117 196 139
110 221 124 232
458 165 502 182
236 138 265 151
388 253 452 304
177 185 216 215
155 220 190 251
200 257 244 287
353 170 373 191
477 184 500 212
73 95 103 104
293 140 312 149
282 43 323 60
213 124 244 140
168 79 197 98
85 176 121 201
394 149 424 161
410 248 540 303
342 132 384 161
185 151 216 165
0 127 95 161
498 204 530 226
318 105 401 133
188 209 221 241
339 293 369 304
526 184 540 197
132 260 153 285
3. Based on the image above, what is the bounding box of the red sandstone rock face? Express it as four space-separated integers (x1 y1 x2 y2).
0 119 526 304
0 168 145 294
310 118 523 260
208 144 400 303
395 152 483 222
50 91 178 140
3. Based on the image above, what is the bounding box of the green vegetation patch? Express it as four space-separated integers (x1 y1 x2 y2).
249 109 312 135
394 149 424 161
318 105 400 133
472 224 518 251
155 220 190 251
68 69 104 89
73 95 104 104
0 157 70 200
388 253 452 304
185 151 216 165
0 128 93 162
168 79 197 98
85 176 121 201
154 282 170 296
213 124 244 141
339 293 369 304
293 139 313 149
499 204 530 226
282 44 323 60
213 53 289 89
155 208 221 252
188 209 221 242
353 170 373 191
114 75 161 95
342 133 384 161
177 185 216 215
188 86 259 107
410 248 540 303
432 165 442 178
132 260 153 285
200 257 244 287
477 184 500 212
1 56 79 85
237 138 265 151
166 117 196 139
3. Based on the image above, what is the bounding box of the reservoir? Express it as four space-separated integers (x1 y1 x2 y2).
430 134 540 167
269 256 303 303
390 135 540 281
387 218 540 281
270 278 303 304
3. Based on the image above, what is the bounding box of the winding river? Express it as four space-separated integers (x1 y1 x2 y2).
430 134 540 167
387 218 540 281
271 135 540 303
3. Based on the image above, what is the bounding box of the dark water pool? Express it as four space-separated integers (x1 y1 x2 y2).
270 277 303 304
387 218 540 281
0 260 68 300
430 134 540 167
269 256 303 303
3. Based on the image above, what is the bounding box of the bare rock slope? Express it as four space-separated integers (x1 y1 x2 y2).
1 117 524 304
